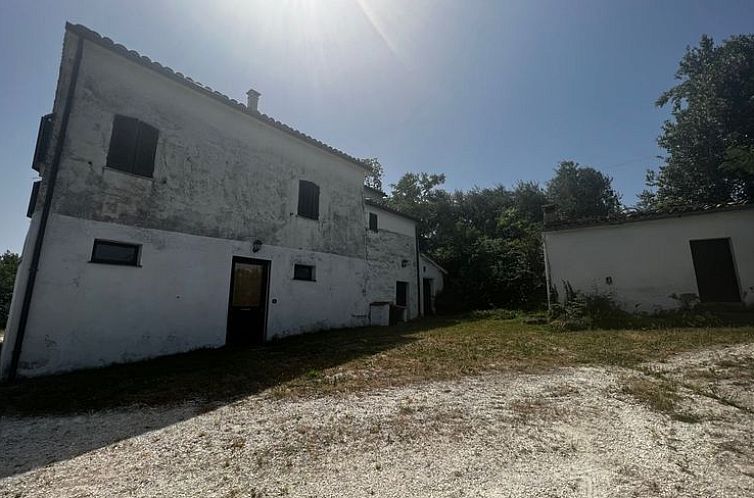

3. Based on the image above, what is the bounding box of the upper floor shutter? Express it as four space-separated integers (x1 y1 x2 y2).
107 115 139 173
106 115 159 178
298 180 320 219
133 122 159 177
32 114 54 172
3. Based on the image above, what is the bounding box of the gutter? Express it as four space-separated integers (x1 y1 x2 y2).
7 35 85 381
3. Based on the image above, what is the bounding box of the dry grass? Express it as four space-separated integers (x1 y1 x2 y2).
2 315 754 416
621 377 680 414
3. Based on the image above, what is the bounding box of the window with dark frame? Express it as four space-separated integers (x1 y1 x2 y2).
91 240 141 266
106 115 159 178
297 180 320 220
369 212 378 232
293 264 316 281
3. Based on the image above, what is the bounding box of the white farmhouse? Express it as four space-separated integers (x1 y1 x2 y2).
0 24 443 380
542 203 754 312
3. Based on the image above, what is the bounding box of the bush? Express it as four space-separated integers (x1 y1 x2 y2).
547 287 728 331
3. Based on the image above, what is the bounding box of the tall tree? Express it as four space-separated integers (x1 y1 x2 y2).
546 161 621 219
0 251 21 329
642 34 754 207
387 172 446 244
363 158 384 191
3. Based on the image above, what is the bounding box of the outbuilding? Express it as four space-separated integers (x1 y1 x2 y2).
542 203 754 312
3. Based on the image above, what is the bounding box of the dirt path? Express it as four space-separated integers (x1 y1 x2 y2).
2 346 753 497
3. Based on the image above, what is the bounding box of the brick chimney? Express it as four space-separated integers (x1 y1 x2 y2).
246 88 261 112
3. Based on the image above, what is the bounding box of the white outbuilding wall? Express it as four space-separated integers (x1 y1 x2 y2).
543 208 754 312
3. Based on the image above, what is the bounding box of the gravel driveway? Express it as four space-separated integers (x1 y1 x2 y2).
2 345 753 497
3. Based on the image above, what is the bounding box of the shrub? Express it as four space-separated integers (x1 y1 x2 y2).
547 287 729 331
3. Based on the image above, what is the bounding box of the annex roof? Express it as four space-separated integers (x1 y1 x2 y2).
543 201 754 232
364 198 420 223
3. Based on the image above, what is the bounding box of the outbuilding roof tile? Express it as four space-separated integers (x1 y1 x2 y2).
543 201 754 231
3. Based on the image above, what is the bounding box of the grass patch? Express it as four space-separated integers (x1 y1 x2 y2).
622 377 680 414
1 315 753 416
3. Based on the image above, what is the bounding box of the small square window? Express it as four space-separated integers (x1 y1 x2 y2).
293 264 316 281
369 212 378 232
91 240 140 266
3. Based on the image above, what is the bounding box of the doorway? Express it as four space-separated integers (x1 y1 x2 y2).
423 278 433 315
689 238 741 303
227 257 270 346
396 281 408 307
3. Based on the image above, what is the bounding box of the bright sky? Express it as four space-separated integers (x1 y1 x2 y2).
2 0 753 252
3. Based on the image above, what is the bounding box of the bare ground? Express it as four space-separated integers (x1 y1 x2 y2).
2 344 753 497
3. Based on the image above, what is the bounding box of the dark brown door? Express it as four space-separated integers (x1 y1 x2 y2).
423 279 433 315
227 257 270 346
396 281 408 307
689 238 741 303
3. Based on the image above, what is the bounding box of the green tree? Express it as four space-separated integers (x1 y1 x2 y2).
546 161 621 219
1 251 21 329
386 174 548 310
387 172 446 244
363 158 384 191
510 181 548 223
642 34 754 207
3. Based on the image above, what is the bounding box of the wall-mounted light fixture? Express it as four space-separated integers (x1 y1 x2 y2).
401 259 409 267
252 239 263 253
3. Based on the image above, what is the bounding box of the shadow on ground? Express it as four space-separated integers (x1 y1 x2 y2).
0 317 461 478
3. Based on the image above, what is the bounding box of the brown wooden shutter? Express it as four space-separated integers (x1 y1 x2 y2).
133 122 159 177
298 181 320 219
27 181 41 218
32 114 54 172
107 115 139 173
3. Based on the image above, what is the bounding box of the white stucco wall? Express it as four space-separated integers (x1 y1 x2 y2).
53 34 368 258
1 27 422 379
9 214 371 378
543 208 754 312
365 207 420 320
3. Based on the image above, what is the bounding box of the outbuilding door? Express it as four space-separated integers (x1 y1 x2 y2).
689 238 741 303
227 257 270 345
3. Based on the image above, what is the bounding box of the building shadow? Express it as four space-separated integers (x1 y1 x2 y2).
0 317 461 478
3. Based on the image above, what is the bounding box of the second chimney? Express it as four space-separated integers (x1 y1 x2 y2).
246 88 261 112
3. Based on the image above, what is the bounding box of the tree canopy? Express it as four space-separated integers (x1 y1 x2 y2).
642 34 754 207
383 162 616 311
1 250 21 329
546 161 622 219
